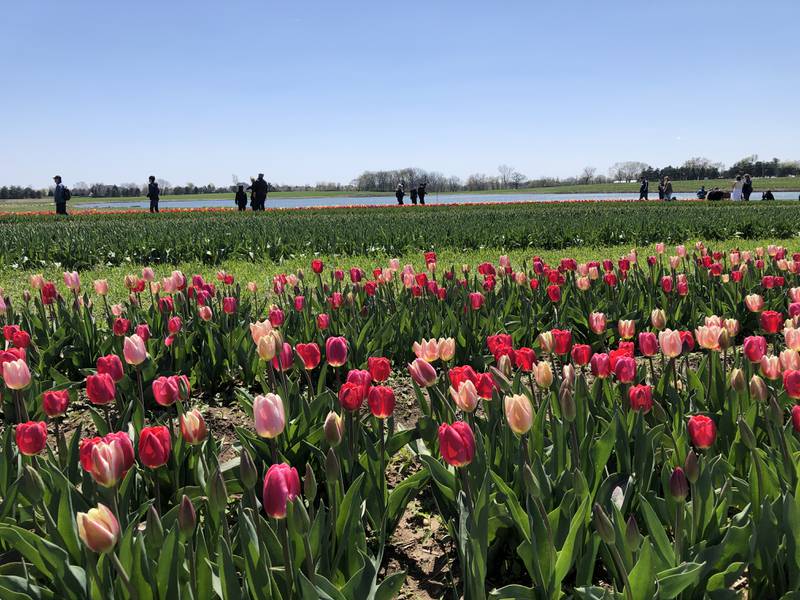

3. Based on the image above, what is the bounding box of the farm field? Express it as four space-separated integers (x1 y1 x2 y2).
3 203 800 598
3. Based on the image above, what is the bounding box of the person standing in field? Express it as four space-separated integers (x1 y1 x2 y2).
639 177 649 200
418 182 427 205
395 183 405 205
663 176 673 201
147 175 160 213
657 177 665 200
731 175 744 201
742 174 753 201
53 175 69 215
235 184 248 211
410 186 418 205
248 173 268 211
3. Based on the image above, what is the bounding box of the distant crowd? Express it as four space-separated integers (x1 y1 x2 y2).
394 182 428 205
638 173 780 202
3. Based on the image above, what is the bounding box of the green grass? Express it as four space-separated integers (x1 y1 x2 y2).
1 237 794 302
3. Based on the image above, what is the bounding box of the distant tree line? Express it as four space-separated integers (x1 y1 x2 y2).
2 155 799 200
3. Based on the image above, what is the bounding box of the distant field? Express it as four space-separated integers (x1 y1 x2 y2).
1 176 797 210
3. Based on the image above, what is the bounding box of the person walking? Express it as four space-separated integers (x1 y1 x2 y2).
248 174 269 211
418 182 427 205
395 183 405 205
731 175 744 201
235 184 248 211
638 177 649 200
53 175 70 215
147 175 160 213
742 174 753 201
663 176 673 201
410 186 418 205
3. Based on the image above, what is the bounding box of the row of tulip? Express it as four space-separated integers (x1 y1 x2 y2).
3 245 800 597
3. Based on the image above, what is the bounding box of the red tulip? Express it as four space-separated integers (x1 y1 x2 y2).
271 342 294 372
42 389 69 417
551 329 572 355
638 332 658 357
367 356 391 382
570 344 592 366
3 325 20 341
792 405 800 433
469 292 484 310
262 463 301 519
80 432 135 487
311 259 324 274
743 336 767 363
167 316 182 335
15 421 47 456
317 313 330 330
486 334 513 354
474 372 496 399
760 310 783 334
613 356 637 383
687 415 716 449
222 297 237 314
784 370 800 399
135 323 151 343
296 343 321 370
628 385 653 412
590 353 611 378
325 336 348 367
86 373 116 405
12 330 30 349
547 285 562 303
514 347 537 372
112 318 130 336
159 296 174 313
138 426 171 468
152 375 190 407
438 421 475 467
338 382 365 411
368 386 395 418
293 296 305 311
269 308 285 327
96 354 124 382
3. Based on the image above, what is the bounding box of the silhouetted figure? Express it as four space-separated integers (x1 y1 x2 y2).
639 178 649 200
147 175 160 213
707 187 724 201
410 187 418 205
53 175 69 215
742 174 753 201
657 178 665 200
663 177 673 201
395 184 405 205
696 186 707 199
248 174 268 211
762 190 775 201
235 184 248 211
418 182 427 205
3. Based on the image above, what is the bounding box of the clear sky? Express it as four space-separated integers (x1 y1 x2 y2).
2 0 798 188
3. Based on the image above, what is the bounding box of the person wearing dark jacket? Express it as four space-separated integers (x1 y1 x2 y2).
395 184 405 205
147 176 160 213
410 187 418 205
639 178 649 200
235 184 248 210
53 175 69 215
742 174 753 201
657 178 665 201
762 190 775 201
247 174 269 211
418 182 427 205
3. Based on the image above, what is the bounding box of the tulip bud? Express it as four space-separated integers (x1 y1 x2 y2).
304 464 317 504
559 380 576 422
523 464 541 499
738 417 756 450
291 497 311 534
718 329 731 351
145 505 164 551
768 397 783 425
593 504 616 545
208 466 228 514
497 354 513 378
325 448 340 485
21 465 44 504
625 515 641 550
650 308 667 330
669 467 689 501
749 375 768 402
239 450 258 489
729 368 745 392
684 450 699 484
178 495 196 538
323 411 345 447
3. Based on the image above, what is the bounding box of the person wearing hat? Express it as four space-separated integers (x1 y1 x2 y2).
53 175 70 215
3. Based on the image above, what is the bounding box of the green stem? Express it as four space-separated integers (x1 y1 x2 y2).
110 551 138 600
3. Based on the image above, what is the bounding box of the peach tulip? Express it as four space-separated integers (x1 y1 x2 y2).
504 394 533 435
760 355 782 380
450 380 480 413
77 504 120 554
412 339 440 362
659 329 683 358
93 279 109 296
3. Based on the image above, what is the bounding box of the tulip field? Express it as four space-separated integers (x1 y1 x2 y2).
6 227 800 597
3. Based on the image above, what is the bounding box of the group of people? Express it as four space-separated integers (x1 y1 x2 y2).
234 174 270 211
395 182 428 205
638 173 778 202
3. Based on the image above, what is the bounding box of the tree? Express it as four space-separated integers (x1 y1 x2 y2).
498 164 515 188
609 161 649 182
510 172 527 189
579 167 596 184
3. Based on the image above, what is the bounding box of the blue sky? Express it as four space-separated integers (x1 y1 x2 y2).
2 0 798 188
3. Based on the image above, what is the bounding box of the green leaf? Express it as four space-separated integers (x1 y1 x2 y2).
419 455 456 502
657 561 705 599
627 538 655 600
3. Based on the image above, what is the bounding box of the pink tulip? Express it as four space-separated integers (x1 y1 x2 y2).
408 358 437 387
123 334 147 366
659 329 683 358
262 463 300 519
254 393 285 438
325 336 348 367
3 359 31 390
589 312 606 335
